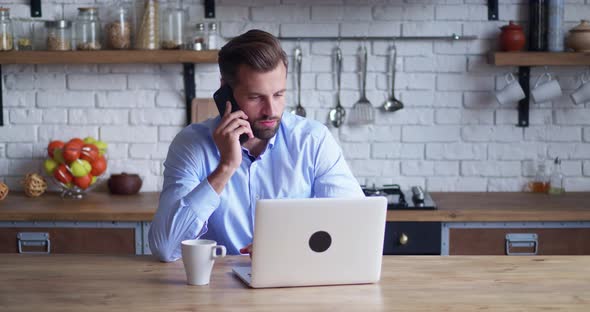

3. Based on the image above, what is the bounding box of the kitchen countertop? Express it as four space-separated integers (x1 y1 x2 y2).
1 191 590 222
0 254 588 311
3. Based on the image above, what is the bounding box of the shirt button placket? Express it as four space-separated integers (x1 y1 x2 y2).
249 161 257 211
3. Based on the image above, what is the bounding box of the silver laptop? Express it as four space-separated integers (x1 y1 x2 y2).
232 196 387 288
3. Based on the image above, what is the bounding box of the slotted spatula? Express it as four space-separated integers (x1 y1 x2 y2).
349 45 374 125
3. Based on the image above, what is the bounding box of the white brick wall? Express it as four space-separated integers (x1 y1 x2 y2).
1 0 590 192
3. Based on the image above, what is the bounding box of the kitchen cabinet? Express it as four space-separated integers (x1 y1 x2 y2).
0 224 139 254
448 226 590 255
0 50 218 126
0 192 155 254
383 222 441 255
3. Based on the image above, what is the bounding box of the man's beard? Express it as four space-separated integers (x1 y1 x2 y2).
251 117 281 140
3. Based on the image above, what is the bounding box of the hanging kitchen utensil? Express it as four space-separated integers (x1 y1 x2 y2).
349 44 374 125
382 45 404 112
291 46 306 117
329 47 346 127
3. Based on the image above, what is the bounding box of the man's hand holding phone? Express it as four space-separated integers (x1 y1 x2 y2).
212 102 254 171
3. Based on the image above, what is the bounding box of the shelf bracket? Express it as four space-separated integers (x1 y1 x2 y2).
205 0 215 18
488 0 498 20
30 0 41 17
0 64 3 126
517 66 530 128
183 63 196 126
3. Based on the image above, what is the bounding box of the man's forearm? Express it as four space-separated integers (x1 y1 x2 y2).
207 164 236 194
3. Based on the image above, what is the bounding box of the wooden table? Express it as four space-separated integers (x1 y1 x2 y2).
0 255 588 311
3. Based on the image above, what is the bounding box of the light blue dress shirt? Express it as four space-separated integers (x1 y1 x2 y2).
148 112 364 262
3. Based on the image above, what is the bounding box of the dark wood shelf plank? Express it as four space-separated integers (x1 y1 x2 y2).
490 52 590 66
0 50 218 64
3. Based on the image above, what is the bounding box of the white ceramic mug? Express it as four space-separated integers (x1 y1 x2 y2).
181 239 226 286
531 72 562 103
571 72 590 105
496 72 526 105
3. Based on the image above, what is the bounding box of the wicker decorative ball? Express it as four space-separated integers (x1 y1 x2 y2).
0 182 8 200
22 173 47 197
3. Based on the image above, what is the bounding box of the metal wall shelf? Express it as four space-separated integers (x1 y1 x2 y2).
277 35 477 41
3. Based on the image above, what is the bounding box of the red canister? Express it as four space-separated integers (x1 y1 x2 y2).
499 21 526 51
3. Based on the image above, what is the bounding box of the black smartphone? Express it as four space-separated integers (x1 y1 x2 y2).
213 84 249 144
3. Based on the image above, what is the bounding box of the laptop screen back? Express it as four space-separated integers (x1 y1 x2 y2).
249 197 387 288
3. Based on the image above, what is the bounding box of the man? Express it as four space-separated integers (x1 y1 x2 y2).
149 30 363 262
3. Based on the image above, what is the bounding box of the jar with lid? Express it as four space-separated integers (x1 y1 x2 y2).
207 22 219 50
45 20 72 51
161 3 186 49
499 21 526 52
0 8 14 51
105 2 134 49
75 7 102 50
185 22 206 50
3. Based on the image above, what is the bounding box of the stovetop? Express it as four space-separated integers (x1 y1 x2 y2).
361 184 437 210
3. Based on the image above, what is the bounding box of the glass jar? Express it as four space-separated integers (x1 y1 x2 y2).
75 7 102 50
161 4 185 49
45 20 72 51
548 157 564 194
0 8 14 51
185 22 206 50
105 3 133 49
207 22 219 50
135 0 160 50
528 160 550 193
14 18 33 50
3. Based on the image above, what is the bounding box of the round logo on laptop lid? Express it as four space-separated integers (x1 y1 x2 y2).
309 231 331 253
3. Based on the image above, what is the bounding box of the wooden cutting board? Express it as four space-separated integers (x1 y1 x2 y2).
191 98 218 123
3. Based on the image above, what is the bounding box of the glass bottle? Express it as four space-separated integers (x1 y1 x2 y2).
186 22 206 50
207 22 219 50
529 160 550 193
548 157 565 195
135 0 160 50
45 20 72 51
0 8 14 51
161 2 185 49
547 0 564 52
529 0 548 51
106 2 133 49
75 7 102 50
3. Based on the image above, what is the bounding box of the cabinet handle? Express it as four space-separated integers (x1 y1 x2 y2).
17 232 51 254
505 233 538 256
399 233 409 245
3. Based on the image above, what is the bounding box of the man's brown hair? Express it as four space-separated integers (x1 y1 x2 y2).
218 29 288 87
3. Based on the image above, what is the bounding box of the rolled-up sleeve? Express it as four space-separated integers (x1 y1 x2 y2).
148 128 220 262
312 128 364 198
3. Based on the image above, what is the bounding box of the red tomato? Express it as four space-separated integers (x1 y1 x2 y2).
54 164 73 184
67 138 84 149
73 174 92 190
63 142 81 163
90 155 107 176
80 144 99 162
47 140 65 158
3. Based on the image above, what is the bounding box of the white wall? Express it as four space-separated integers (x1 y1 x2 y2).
1 0 590 192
